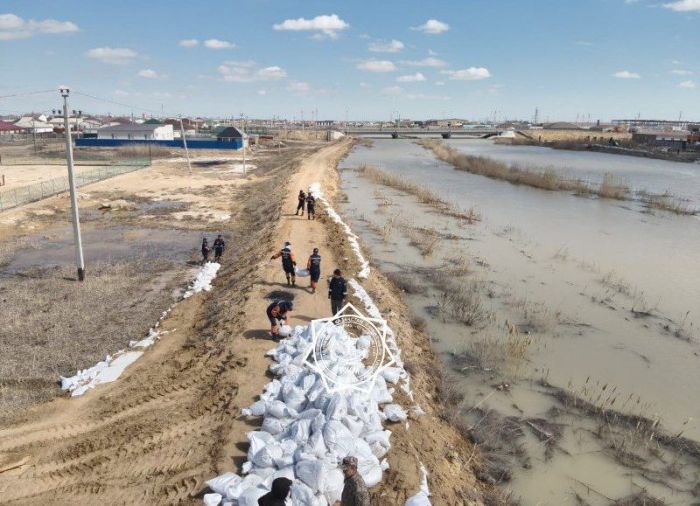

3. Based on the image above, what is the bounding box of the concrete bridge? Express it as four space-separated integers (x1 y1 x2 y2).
341 127 502 139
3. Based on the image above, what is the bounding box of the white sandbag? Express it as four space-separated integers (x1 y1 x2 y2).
325 394 348 421
203 493 222 506
282 382 307 412
358 455 383 488
381 367 403 384
278 325 293 337
250 466 276 480
370 441 389 459
295 267 310 277
225 473 263 501
371 376 393 404
383 404 408 422
322 468 345 504
291 481 322 506
285 418 311 444
405 492 432 506
322 420 355 455
267 399 297 419
248 431 274 459
365 429 391 448
299 373 317 393
341 415 364 437
261 416 288 435
306 431 328 457
252 444 283 468
206 472 240 496
248 399 267 416
296 459 327 493
237 485 268 506
261 379 282 401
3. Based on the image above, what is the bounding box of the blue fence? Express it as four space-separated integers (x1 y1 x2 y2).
75 138 244 150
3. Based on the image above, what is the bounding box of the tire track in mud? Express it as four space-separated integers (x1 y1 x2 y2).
0 147 315 505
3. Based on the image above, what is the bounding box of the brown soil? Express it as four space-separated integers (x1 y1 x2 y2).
0 139 489 505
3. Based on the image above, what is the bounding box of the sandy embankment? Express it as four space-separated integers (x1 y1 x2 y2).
0 140 488 505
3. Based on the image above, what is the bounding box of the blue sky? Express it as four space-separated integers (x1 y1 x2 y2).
1 0 699 121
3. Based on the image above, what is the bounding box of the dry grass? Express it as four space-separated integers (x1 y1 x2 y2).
358 164 481 222
0 258 184 416
436 279 491 326
117 144 174 159
639 191 698 216
419 139 634 201
455 333 532 375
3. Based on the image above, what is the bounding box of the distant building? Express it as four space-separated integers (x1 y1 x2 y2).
217 126 247 147
632 130 689 149
543 122 582 130
0 120 26 135
97 123 174 141
14 116 53 133
613 119 692 130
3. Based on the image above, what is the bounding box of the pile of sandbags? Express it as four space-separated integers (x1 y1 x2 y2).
205 322 404 505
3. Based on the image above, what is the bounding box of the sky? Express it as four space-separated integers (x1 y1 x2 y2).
1 0 699 122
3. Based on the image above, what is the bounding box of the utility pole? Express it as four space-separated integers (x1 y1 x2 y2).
179 116 192 175
32 114 37 154
60 87 85 281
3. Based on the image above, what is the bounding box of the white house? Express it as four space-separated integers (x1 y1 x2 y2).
14 116 54 134
97 123 174 141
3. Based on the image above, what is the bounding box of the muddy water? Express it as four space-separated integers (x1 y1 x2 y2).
338 140 700 504
447 139 700 205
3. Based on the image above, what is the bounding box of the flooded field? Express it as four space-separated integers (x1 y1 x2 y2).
339 139 700 504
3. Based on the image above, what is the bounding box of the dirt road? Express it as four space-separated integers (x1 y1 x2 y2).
0 139 489 505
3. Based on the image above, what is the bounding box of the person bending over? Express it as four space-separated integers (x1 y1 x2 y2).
266 300 293 340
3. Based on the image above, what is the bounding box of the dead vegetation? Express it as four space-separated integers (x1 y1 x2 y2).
436 279 492 326
638 191 698 216
0 258 185 417
358 163 481 221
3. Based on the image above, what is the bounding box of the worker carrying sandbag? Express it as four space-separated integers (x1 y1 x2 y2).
271 241 297 286
266 300 293 340
307 247 321 293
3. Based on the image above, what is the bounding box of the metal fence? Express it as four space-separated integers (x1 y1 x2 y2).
0 158 149 211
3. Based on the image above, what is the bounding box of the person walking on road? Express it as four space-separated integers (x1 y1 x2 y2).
295 189 306 216
328 268 347 316
258 477 292 506
341 456 371 506
266 300 293 340
201 237 210 264
306 191 316 220
307 247 321 293
271 241 297 286
213 234 225 262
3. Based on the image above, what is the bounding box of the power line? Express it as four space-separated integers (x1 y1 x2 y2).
71 90 180 117
0 89 56 100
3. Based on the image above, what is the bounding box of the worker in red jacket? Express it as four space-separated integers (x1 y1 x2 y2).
266 300 293 340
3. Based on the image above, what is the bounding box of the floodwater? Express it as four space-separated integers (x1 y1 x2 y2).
447 139 700 205
338 139 700 504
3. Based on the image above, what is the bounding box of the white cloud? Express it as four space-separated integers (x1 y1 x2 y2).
359 82 370 88
179 38 199 47
273 14 349 39
397 72 426 82
357 59 396 72
86 47 138 65
613 70 640 79
403 57 447 68
664 0 700 11
0 13 78 40
137 69 159 79
679 80 697 88
257 89 268 96
114 89 130 97
381 86 403 96
442 67 491 80
368 39 404 53
412 19 449 34
435 81 445 86
218 61 286 82
288 80 311 93
671 69 693 75
204 38 234 49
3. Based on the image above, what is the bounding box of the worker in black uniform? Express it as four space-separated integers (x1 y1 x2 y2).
295 189 306 216
328 268 347 316
266 300 294 340
306 191 316 220
201 237 210 264
270 241 297 286
213 234 225 262
307 247 321 293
